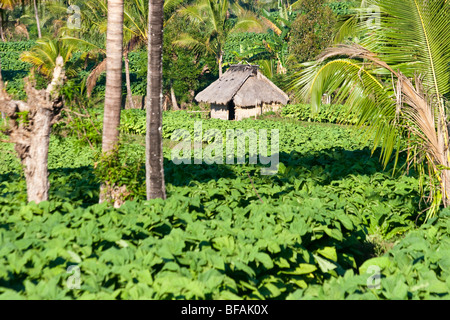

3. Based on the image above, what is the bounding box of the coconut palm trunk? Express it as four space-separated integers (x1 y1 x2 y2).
100 0 124 203
33 0 41 38
146 0 166 200
102 0 124 154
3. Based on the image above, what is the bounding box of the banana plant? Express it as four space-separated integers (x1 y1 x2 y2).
229 4 294 76
289 0 450 219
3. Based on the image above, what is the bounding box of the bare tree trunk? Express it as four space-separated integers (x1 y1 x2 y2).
124 50 135 109
33 0 41 38
170 82 179 110
100 0 124 205
0 11 6 42
0 57 65 204
22 106 51 202
277 58 287 75
146 0 166 200
218 53 223 78
163 94 169 111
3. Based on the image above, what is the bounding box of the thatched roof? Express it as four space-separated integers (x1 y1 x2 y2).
195 65 289 107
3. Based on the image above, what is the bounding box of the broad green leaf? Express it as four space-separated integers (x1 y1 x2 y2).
275 257 291 269
212 236 235 253
314 254 337 273
383 276 409 300
359 256 392 275
260 283 282 298
255 252 274 269
282 264 317 275
233 261 256 277
324 227 343 241
316 247 338 262
336 212 353 230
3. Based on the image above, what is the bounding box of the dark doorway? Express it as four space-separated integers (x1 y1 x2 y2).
228 101 236 120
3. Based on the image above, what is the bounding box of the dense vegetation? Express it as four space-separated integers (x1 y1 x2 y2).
1 0 450 301
1 111 450 299
0 0 352 105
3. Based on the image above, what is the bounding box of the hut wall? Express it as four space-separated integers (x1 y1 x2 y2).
212 103 282 121
210 103 229 120
262 102 281 114
235 105 262 121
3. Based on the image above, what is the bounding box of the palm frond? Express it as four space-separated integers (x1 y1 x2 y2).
60 36 104 53
333 14 358 44
172 34 211 56
86 59 107 98
231 15 264 33
360 0 450 99
177 2 207 26
260 15 282 36
164 0 184 13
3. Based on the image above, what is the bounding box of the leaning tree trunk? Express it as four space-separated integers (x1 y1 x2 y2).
170 82 179 110
146 0 166 200
33 0 41 38
99 0 125 205
124 50 135 109
0 56 65 203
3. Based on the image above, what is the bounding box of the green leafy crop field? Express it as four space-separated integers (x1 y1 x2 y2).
0 111 449 299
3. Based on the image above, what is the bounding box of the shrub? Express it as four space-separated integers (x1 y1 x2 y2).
281 104 359 124
288 0 337 64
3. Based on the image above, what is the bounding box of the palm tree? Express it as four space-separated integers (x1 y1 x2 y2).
102 0 124 155
332 0 362 44
20 37 79 78
79 0 186 100
289 0 450 219
99 0 124 204
146 0 166 200
0 0 18 41
233 6 294 76
173 0 263 77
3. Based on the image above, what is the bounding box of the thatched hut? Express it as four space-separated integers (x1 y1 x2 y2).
195 65 289 120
